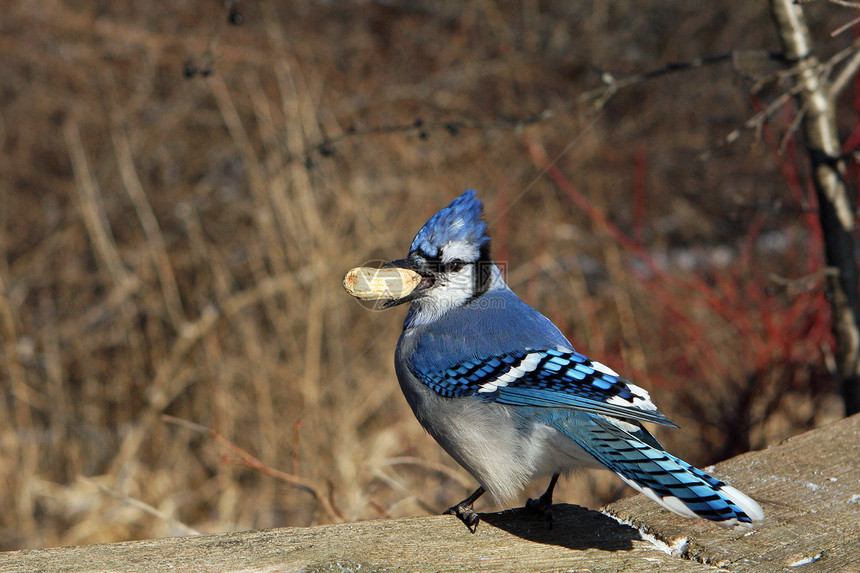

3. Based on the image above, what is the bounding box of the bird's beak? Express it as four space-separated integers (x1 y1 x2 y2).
380 257 436 308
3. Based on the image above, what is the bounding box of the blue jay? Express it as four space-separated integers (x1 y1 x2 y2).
377 190 764 532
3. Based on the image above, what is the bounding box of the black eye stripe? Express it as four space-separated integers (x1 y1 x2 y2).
465 240 493 302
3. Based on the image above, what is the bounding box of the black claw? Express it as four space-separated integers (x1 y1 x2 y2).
526 473 560 529
525 495 554 529
445 502 481 533
445 485 485 533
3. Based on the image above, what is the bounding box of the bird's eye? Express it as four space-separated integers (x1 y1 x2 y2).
445 259 466 273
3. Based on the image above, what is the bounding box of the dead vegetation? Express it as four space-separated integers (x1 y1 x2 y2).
0 0 852 550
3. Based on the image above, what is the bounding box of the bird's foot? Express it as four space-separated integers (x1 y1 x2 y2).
525 494 554 529
444 501 481 533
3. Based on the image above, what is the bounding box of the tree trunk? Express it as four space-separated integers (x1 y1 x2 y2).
770 0 860 415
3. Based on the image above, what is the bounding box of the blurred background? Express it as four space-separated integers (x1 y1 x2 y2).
1 0 853 550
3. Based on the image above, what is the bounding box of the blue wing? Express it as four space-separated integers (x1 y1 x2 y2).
412 348 677 428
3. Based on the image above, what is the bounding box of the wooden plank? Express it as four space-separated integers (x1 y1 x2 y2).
0 507 719 573
1 415 857 572
605 414 860 572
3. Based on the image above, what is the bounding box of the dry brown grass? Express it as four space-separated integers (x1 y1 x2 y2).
0 0 850 550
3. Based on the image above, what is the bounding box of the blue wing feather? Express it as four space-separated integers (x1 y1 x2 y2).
412 348 678 428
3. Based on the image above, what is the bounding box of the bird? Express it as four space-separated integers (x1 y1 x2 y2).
374 189 764 532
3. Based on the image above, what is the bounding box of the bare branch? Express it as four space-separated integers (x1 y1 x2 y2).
162 415 346 523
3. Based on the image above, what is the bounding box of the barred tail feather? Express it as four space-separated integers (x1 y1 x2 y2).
570 416 764 530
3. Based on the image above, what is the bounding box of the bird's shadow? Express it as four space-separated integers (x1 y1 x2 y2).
478 503 639 551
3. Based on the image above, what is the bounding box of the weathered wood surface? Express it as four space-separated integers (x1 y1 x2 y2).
0 510 722 573
1 415 857 573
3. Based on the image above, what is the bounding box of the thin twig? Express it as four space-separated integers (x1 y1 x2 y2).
769 267 839 295
823 0 860 9
79 476 201 536
780 100 808 154
64 120 136 290
579 53 735 108
831 14 860 37
828 44 860 98
112 124 187 331
162 415 345 523
707 84 803 154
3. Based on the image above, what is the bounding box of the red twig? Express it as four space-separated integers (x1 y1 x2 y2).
162 415 345 523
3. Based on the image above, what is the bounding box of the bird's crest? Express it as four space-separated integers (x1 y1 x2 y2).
410 190 489 258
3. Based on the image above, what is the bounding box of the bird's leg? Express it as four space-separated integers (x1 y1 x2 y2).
526 473 559 529
444 486 485 533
